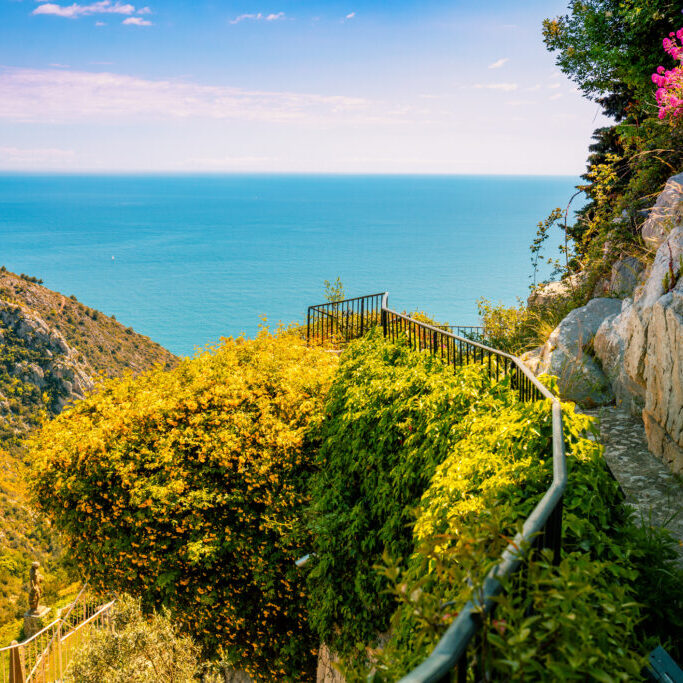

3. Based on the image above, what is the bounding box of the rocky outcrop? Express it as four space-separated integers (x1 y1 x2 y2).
527 273 583 307
591 173 683 473
523 298 621 407
608 256 645 298
524 173 683 473
0 300 94 414
641 171 683 247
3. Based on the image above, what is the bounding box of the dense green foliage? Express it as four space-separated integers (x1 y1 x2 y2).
543 0 681 112
324 344 683 681
29 331 338 680
306 330 498 653
27 324 683 679
543 0 683 271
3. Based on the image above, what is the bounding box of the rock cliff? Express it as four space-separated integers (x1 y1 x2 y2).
524 173 683 473
593 172 683 473
0 269 177 442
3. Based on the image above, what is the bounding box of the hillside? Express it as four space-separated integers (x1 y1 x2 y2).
0 267 178 633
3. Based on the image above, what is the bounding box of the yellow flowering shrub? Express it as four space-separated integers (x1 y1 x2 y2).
28 330 338 681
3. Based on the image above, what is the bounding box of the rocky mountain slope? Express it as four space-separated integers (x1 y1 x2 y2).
0 268 178 630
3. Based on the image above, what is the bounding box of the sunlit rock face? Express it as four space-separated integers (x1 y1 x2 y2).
592 173 683 473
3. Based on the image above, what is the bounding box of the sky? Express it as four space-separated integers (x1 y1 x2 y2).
0 0 612 174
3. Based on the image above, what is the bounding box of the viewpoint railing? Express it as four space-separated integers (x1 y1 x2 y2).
306 292 566 682
0 587 115 683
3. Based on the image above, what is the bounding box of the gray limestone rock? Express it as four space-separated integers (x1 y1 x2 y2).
590 174 683 473
0 299 94 407
528 298 622 406
641 172 683 248
609 257 644 298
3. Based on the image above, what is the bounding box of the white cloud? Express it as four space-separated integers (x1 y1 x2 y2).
507 99 536 107
137 6 151 13
488 57 509 69
473 82 518 92
345 12 355 19
230 11 285 24
524 84 541 92
122 16 151 25
95 20 105 25
548 83 560 89
49 63 70 67
33 1 138 18
549 93 562 100
0 66 408 126
0 146 75 165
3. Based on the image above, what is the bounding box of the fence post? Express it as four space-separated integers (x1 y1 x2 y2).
57 622 63 681
542 500 564 566
360 299 365 336
381 308 387 338
9 642 25 683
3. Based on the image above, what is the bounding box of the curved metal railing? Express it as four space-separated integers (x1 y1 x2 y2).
307 292 566 682
0 587 115 683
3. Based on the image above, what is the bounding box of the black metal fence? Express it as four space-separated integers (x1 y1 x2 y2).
436 324 485 340
307 292 386 344
306 292 566 682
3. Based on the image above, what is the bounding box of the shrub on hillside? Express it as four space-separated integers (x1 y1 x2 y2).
29 331 339 681
306 330 506 654
339 393 682 679
65 594 200 683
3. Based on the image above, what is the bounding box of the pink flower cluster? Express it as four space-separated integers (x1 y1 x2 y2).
652 27 683 121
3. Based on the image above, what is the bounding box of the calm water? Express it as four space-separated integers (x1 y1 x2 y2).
1 174 577 356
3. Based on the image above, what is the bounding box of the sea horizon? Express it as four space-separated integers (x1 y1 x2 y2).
3 173 579 356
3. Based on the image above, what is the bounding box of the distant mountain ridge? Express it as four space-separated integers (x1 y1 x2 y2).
0 267 178 634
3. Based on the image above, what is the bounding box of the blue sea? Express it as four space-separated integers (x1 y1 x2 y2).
1 174 578 356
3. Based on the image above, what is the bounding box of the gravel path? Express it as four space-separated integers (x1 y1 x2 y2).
584 406 683 565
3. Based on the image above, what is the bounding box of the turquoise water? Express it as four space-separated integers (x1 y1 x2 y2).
1 174 577 356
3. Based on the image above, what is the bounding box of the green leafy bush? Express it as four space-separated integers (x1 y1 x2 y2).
338 389 682 680
306 330 506 654
29 331 339 681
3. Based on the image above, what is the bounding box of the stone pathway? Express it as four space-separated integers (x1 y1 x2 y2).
584 406 683 565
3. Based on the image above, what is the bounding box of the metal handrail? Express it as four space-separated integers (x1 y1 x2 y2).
308 292 388 308
306 293 566 681
0 588 116 683
61 600 115 644
0 619 61 654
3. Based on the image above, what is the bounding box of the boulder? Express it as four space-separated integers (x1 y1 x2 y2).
528 297 622 407
609 257 644 298
593 299 645 414
642 286 683 473
641 172 683 248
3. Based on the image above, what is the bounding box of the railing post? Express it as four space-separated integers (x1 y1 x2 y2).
360 298 365 336
57 623 63 682
381 308 387 338
306 307 311 344
542 499 564 565
9 642 25 683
